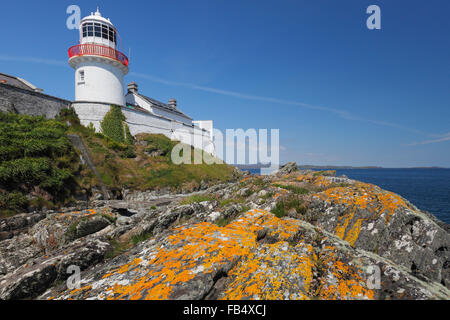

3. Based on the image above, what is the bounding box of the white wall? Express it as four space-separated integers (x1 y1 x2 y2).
72 102 214 154
193 120 213 139
74 59 125 106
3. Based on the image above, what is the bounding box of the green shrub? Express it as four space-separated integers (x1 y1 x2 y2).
57 108 80 125
0 192 28 214
106 139 128 152
0 112 80 216
120 146 136 159
87 122 96 134
124 123 134 145
143 134 175 157
100 105 134 145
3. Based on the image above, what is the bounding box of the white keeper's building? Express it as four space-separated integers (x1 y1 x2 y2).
68 9 214 154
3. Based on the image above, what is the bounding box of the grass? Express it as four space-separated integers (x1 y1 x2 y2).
180 194 217 205
272 194 307 218
76 130 236 192
214 216 233 227
131 232 153 246
272 183 310 195
261 191 275 199
105 231 154 260
105 239 132 260
218 196 248 208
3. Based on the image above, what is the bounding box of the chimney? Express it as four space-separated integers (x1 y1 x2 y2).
127 82 138 94
168 98 177 109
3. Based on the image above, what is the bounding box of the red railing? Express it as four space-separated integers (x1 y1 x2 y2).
68 43 129 67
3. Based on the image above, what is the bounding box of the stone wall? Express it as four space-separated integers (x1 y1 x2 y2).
0 83 71 119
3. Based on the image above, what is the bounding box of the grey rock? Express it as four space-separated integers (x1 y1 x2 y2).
276 162 299 175
117 216 132 226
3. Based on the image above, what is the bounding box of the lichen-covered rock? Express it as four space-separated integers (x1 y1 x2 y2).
218 241 315 300
309 181 450 288
0 233 42 276
1 171 449 300
37 209 450 300
30 208 113 251
0 208 114 299
0 238 110 300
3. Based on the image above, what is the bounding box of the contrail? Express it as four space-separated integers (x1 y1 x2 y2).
407 133 450 146
130 72 437 138
0 55 67 67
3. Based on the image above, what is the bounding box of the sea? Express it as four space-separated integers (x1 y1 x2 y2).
247 168 450 224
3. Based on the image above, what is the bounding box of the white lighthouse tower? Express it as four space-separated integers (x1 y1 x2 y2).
68 9 129 128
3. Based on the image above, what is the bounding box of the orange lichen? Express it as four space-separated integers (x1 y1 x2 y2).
296 174 333 187
221 242 314 300
316 249 374 300
98 218 259 300
61 208 375 301
315 182 409 246
64 209 304 300
69 285 92 296
273 188 287 200
240 177 250 183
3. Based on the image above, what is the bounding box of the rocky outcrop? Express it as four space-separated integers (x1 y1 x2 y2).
276 162 299 175
0 167 449 300
67 134 110 200
305 176 450 288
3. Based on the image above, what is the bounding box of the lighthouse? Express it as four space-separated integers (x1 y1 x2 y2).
68 9 128 107
66 9 214 154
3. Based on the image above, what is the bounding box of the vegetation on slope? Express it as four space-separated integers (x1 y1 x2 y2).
0 107 237 216
0 112 82 216
67 107 237 191
78 131 236 191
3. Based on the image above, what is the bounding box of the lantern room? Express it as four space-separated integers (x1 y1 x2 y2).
79 9 118 49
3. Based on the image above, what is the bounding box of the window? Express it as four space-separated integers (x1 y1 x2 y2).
81 22 116 44
94 23 101 37
79 70 85 82
87 23 93 36
101 25 108 39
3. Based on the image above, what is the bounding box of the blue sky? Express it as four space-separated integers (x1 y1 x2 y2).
0 0 449 167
